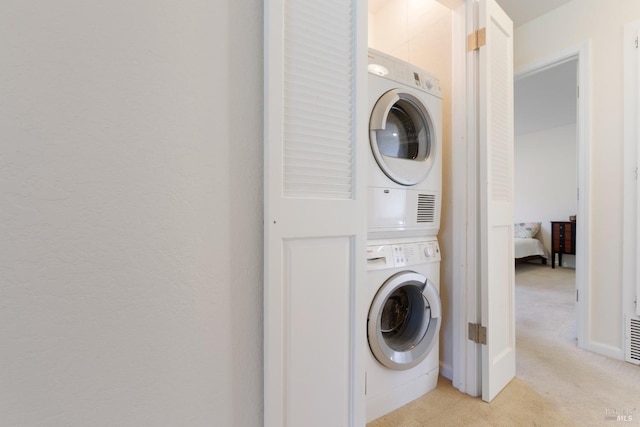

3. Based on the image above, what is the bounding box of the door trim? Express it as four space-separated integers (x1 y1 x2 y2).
451 0 479 396
514 41 591 353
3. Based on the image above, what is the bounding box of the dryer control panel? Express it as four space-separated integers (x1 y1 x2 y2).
367 49 442 98
366 240 440 271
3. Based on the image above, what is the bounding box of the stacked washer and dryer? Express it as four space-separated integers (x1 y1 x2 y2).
365 49 443 422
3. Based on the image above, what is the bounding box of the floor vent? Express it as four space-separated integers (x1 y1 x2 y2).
625 314 640 365
417 194 436 223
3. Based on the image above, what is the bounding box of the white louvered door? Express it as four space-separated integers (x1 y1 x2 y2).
476 0 516 402
264 1 367 426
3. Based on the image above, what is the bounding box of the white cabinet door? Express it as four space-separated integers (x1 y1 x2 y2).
264 0 367 425
476 0 516 402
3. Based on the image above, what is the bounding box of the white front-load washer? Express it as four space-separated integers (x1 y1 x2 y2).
365 236 442 422
367 49 443 239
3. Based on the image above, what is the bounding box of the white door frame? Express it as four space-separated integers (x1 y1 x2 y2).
513 42 591 354
622 20 640 352
514 41 602 353
451 0 480 396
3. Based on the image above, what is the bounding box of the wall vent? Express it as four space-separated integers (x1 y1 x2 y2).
625 314 640 365
417 194 436 223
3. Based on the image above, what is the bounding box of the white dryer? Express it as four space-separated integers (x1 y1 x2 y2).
365 236 442 422
367 49 443 239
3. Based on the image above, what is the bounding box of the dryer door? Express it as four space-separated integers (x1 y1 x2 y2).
370 89 437 186
368 271 441 371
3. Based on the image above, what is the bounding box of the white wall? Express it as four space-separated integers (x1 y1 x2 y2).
514 124 577 265
369 0 455 378
514 0 640 355
370 0 451 68
0 1 264 426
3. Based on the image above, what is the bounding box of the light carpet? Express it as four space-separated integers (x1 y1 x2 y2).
368 263 640 426
515 263 640 426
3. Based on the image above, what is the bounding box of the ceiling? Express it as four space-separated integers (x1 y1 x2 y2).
495 0 573 27
368 0 574 27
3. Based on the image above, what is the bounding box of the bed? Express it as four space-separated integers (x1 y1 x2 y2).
514 222 548 265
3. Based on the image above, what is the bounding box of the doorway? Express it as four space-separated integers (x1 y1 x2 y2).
514 59 580 383
513 44 591 352
514 59 578 269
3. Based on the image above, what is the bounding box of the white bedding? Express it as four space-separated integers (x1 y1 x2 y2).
514 237 547 259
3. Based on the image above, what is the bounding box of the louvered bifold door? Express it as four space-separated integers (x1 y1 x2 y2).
475 0 516 403
264 1 367 426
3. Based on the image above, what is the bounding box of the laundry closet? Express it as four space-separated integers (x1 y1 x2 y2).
368 0 456 387
264 0 514 425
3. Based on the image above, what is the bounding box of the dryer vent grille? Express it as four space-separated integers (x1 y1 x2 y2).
626 315 640 365
417 194 436 223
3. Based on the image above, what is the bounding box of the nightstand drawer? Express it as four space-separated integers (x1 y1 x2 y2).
551 221 576 268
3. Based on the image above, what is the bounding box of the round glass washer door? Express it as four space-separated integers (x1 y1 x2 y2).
368 271 441 371
370 89 436 186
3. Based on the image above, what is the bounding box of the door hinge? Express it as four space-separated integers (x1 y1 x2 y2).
635 37 638 48
467 28 486 52
576 289 579 302
468 322 487 344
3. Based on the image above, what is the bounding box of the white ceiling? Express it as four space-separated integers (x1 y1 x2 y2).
494 0 573 27
369 0 574 27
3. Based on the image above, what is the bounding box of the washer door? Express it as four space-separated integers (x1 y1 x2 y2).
368 271 441 371
370 89 436 186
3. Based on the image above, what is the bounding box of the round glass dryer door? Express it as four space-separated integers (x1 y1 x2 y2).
368 271 441 371
370 89 436 186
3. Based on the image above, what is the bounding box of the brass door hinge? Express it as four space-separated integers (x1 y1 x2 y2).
468 322 487 344
467 28 486 52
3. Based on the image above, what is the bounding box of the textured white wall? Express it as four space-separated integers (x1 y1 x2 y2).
514 124 577 265
514 0 640 353
0 1 263 426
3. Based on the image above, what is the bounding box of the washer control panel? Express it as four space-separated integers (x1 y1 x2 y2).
392 241 440 267
367 239 440 270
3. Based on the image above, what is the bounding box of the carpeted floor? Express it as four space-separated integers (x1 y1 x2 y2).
368 263 640 426
514 263 640 426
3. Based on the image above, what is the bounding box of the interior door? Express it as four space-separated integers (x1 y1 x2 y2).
476 0 516 402
264 0 367 426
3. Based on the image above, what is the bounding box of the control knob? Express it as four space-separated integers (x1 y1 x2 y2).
424 245 435 258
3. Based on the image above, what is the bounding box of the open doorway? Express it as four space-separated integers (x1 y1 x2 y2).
513 57 582 377
514 59 578 271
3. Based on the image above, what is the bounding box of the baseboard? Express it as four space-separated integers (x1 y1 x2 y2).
440 361 453 380
582 340 624 361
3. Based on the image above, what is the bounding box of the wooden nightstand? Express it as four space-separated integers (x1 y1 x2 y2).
551 221 576 268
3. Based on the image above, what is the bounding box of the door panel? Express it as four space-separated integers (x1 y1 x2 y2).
283 237 352 426
264 0 367 425
477 0 516 402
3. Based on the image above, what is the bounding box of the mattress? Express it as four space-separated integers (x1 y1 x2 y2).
514 237 547 259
